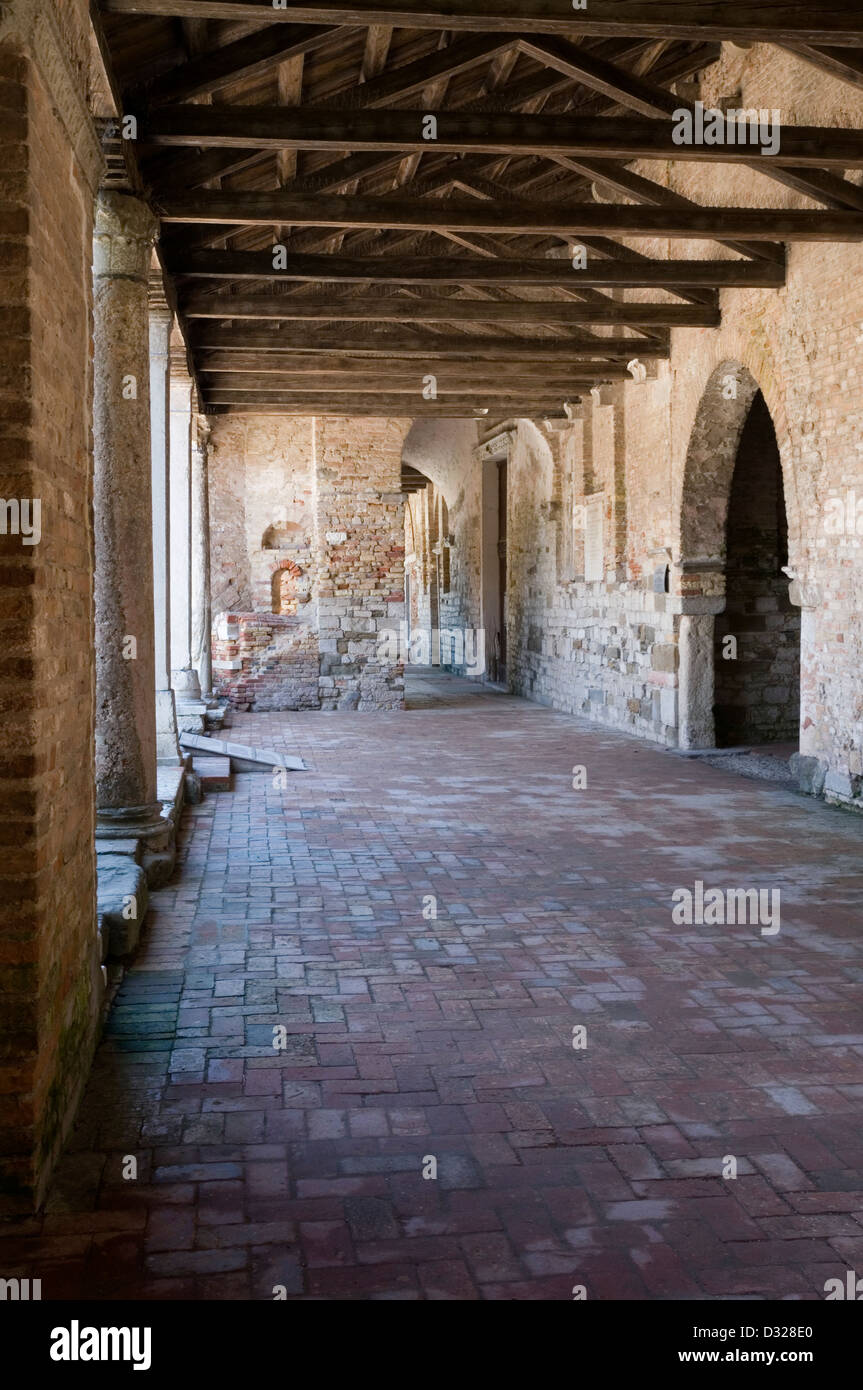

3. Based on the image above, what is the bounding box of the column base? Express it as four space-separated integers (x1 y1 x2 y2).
96 802 176 888
156 686 182 764
172 665 202 702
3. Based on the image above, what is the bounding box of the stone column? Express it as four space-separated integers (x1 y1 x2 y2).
93 191 170 853
786 567 828 795
148 284 181 763
191 415 213 698
169 350 201 703
674 563 726 751
677 613 716 750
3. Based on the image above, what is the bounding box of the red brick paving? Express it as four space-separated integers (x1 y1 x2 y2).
2 674 862 1300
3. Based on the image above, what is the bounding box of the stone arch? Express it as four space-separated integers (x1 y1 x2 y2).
676 360 799 749
270 558 303 615
676 341 799 568
678 361 761 568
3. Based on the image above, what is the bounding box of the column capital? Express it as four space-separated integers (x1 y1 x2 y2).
94 192 158 282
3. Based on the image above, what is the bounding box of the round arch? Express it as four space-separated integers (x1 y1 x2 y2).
270 558 304 615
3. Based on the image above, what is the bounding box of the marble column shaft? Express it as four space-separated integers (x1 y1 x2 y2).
169 361 200 699
191 417 213 699
149 295 181 762
93 191 165 833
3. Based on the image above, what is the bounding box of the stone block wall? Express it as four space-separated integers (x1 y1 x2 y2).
0 0 103 1204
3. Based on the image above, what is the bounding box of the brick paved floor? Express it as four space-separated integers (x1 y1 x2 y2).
3 674 863 1300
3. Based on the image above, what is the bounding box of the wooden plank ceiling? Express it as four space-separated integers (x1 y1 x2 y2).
94 1 863 421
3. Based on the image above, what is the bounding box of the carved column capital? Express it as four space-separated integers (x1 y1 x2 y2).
93 192 158 281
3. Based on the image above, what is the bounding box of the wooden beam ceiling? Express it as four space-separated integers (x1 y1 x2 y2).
203 391 576 410
95 2 863 416
195 353 634 378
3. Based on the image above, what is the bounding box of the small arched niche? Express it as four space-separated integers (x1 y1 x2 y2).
262 520 302 550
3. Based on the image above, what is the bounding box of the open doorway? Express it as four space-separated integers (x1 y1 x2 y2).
482 452 508 684
677 363 802 776
713 391 800 748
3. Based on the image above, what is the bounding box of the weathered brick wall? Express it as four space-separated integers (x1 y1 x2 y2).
211 612 320 711
208 413 408 710
209 413 315 615
0 0 103 1204
316 416 408 710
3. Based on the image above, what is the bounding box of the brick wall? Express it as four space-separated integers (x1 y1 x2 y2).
0 1 103 1204
315 417 407 710
209 413 408 711
212 612 320 711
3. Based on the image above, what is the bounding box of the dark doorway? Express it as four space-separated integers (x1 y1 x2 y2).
713 391 800 747
497 457 508 684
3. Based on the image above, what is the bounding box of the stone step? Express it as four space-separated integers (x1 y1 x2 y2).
96 859 148 959
191 755 233 792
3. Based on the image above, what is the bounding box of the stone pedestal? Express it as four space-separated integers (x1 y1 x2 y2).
93 191 173 883
149 287 182 764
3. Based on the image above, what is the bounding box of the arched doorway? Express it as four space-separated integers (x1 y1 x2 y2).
713 392 800 746
677 362 800 751
270 559 303 616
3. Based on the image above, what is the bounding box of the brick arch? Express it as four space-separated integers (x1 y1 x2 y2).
270 558 303 615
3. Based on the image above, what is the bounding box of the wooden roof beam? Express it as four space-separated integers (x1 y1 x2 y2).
157 192 863 241
99 2 863 48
